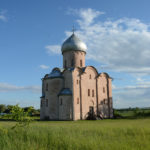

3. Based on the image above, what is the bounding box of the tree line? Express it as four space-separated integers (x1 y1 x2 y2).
0 104 40 116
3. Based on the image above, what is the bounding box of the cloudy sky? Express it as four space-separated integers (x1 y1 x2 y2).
0 0 150 108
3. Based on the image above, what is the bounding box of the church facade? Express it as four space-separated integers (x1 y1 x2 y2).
40 33 113 120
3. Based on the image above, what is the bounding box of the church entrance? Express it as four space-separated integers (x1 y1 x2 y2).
89 106 94 116
87 106 96 120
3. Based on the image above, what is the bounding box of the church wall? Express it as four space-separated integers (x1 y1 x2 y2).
80 67 97 119
63 51 85 68
108 78 113 118
97 74 113 118
44 78 63 120
63 70 73 90
58 95 73 120
40 79 46 120
72 69 81 120
40 98 46 120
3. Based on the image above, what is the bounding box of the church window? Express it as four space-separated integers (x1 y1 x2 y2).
88 89 90 96
77 98 79 104
92 90 94 97
89 74 92 79
64 60 67 68
80 60 82 67
103 87 105 93
77 80 78 84
46 99 48 107
104 99 106 104
46 83 48 91
71 59 74 67
60 99 63 105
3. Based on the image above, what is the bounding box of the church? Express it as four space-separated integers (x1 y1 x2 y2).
40 32 113 120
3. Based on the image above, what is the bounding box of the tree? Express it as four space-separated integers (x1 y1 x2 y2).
7 104 33 129
0 104 6 113
4 105 13 113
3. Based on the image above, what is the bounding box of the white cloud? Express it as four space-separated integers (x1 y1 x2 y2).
44 8 150 108
113 83 150 91
45 45 61 54
113 84 150 108
0 10 7 22
77 18 150 75
39 65 49 69
67 8 150 75
45 8 104 54
68 8 104 26
0 83 41 93
46 8 150 75
70 8 150 108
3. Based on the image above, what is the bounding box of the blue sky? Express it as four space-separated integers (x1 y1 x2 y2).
0 0 150 108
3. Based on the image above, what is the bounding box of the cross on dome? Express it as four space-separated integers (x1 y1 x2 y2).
72 25 76 34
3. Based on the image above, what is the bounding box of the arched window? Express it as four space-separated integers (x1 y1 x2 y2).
71 59 74 67
89 74 92 79
46 83 48 91
92 90 94 97
80 60 82 67
103 87 105 93
104 99 107 104
60 99 63 105
46 99 48 107
77 98 79 104
88 89 90 96
77 80 78 84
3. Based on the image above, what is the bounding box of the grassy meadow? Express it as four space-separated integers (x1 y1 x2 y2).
0 118 150 150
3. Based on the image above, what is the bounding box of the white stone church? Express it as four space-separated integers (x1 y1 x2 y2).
40 32 113 120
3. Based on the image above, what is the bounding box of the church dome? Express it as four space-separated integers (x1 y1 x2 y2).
61 33 87 53
48 68 62 78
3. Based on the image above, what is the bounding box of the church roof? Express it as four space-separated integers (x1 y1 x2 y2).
58 88 72 96
61 33 87 53
48 68 63 79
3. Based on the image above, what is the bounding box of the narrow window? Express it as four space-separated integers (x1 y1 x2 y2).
88 89 90 96
71 59 74 67
64 60 67 68
77 98 79 104
80 60 82 67
60 99 63 105
92 90 94 97
46 83 48 91
104 99 106 104
77 80 78 84
89 74 92 79
103 87 105 93
46 99 48 107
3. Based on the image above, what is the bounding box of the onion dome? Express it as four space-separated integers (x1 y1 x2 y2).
61 33 87 53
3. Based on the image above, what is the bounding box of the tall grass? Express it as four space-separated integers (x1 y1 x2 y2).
0 119 150 150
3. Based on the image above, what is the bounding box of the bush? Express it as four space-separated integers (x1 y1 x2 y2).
5 104 33 129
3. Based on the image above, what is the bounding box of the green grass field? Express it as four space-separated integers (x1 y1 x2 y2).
0 119 150 150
